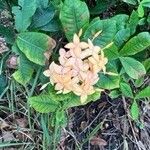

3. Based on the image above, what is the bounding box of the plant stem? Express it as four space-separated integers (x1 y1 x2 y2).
26 67 42 131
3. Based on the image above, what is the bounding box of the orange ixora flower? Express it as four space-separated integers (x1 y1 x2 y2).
44 30 110 103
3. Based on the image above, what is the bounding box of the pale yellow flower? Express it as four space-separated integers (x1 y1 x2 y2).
43 31 109 103
65 34 89 58
88 50 108 73
73 82 95 103
81 39 100 59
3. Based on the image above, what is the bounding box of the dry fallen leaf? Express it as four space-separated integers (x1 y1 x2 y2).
16 118 28 128
2 131 15 142
0 118 9 129
44 37 56 60
90 136 107 146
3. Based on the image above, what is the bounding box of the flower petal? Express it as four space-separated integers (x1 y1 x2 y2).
80 42 89 49
43 70 51 77
73 33 80 44
65 43 74 49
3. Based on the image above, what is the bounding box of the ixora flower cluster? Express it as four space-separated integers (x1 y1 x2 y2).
44 31 108 103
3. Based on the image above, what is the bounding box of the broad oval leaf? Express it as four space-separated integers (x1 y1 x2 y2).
127 10 139 35
84 18 116 47
60 0 89 41
143 58 150 72
12 0 37 32
114 28 131 47
13 55 34 85
131 100 139 120
96 74 120 90
119 32 150 56
120 57 146 79
16 32 55 65
28 94 60 113
31 4 55 29
135 86 150 99
104 44 119 60
120 82 134 98
110 14 129 31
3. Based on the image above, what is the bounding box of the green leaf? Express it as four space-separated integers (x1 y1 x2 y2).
39 18 61 32
114 28 131 47
55 110 67 127
31 4 55 29
96 74 120 90
127 10 139 35
16 32 54 65
138 4 144 17
28 94 60 113
120 82 134 98
110 14 129 31
84 18 116 47
36 0 49 8
12 0 37 32
119 32 150 56
60 0 89 41
143 58 150 72
122 0 137 5
13 55 34 85
120 57 146 79
0 0 7 11
90 0 116 15
134 77 144 87
109 90 121 99
131 100 139 120
135 86 150 99
141 0 150 8
0 74 7 94
104 44 119 60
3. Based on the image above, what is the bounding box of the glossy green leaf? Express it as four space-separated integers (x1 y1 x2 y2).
127 10 139 35
12 0 37 32
141 0 150 8
109 90 121 99
55 110 67 126
119 32 150 56
131 100 139 120
36 0 49 8
104 44 119 60
16 32 53 65
111 14 129 31
90 0 116 15
13 55 34 85
0 0 7 11
0 74 7 94
120 82 134 98
138 4 144 17
143 58 150 72
84 18 116 47
134 77 144 87
120 57 146 79
31 4 55 28
135 86 150 99
96 73 120 90
28 94 60 113
39 18 61 32
60 0 89 41
114 28 131 47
